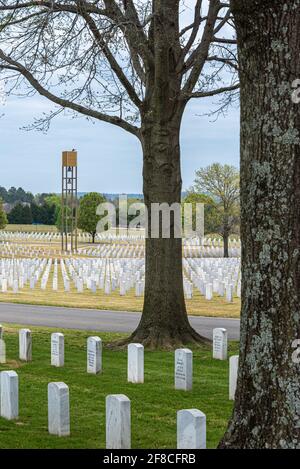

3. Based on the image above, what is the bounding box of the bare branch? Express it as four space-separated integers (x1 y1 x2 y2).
0 1 106 15
212 37 237 44
179 0 202 60
0 48 140 137
206 55 238 71
189 82 239 99
79 7 143 108
181 0 221 96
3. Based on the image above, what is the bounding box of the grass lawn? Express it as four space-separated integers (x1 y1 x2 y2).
0 324 238 449
0 285 240 318
4 224 59 233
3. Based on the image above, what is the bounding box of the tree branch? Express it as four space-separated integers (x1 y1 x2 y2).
0 48 140 137
206 55 238 71
104 0 154 70
188 83 239 99
212 37 237 44
179 0 203 61
79 7 143 109
0 1 106 15
181 0 221 96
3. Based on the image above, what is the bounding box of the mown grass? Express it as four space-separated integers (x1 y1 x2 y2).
4 224 59 233
0 324 238 449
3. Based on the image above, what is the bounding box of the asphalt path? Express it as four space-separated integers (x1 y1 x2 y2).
0 302 240 340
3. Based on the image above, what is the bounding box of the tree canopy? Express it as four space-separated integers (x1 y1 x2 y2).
192 163 240 256
78 192 107 242
0 198 7 229
7 202 33 224
0 1 238 134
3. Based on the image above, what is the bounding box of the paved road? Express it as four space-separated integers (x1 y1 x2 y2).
0 302 240 340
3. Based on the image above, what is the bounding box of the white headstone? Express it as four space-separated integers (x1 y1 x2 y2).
87 337 102 374
0 324 3 340
218 281 225 297
175 348 193 391
229 355 239 400
53 277 58 291
213 328 228 360
127 343 144 384
13 279 18 293
226 284 233 302
0 370 19 420
106 394 131 449
0 339 6 364
51 333 64 367
1 279 7 292
77 278 84 293
205 283 213 300
120 281 126 296
237 280 241 297
19 328 32 362
104 281 111 295
177 409 206 449
48 382 70 436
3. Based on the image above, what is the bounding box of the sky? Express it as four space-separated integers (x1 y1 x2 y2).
0 93 239 195
0 0 239 195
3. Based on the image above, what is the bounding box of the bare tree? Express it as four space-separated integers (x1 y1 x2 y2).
0 0 238 348
193 163 240 257
219 0 300 448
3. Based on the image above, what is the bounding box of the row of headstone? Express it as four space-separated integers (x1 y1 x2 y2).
184 257 241 301
1 326 236 394
0 370 206 449
0 257 48 293
0 252 241 303
1 326 238 407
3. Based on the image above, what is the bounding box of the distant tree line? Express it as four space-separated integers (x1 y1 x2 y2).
7 201 58 225
0 187 59 226
0 186 34 204
1 170 240 253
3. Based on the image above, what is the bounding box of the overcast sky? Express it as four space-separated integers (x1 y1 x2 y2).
0 93 239 195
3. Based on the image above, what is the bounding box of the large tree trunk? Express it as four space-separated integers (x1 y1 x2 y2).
123 0 208 349
223 232 229 258
127 118 208 348
220 0 300 448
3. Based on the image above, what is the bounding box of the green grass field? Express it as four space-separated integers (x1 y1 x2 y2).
0 325 238 449
4 224 59 233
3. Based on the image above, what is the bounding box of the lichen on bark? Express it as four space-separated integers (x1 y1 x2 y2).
219 0 300 448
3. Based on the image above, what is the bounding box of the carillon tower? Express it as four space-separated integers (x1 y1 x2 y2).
61 150 78 252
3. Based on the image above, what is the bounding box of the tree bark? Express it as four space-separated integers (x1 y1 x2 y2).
121 0 209 349
220 0 300 448
223 233 229 258
126 117 208 349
